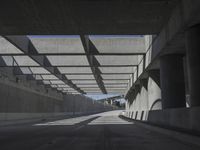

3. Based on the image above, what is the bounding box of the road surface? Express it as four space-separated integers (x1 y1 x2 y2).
0 111 199 150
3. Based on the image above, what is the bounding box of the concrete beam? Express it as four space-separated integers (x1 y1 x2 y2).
4 36 85 94
80 35 107 94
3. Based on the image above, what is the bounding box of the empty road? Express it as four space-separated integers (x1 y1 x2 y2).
0 111 199 150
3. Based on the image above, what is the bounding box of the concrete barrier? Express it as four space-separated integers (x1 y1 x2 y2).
125 107 200 134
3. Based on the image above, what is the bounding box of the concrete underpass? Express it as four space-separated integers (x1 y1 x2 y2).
0 0 200 149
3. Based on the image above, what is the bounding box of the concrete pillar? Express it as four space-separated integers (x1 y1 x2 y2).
185 24 200 107
160 54 186 109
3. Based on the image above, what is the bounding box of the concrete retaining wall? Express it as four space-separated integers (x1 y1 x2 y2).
0 71 114 125
0 78 64 113
64 94 114 115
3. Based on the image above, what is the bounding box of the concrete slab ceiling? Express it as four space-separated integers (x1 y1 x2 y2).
0 35 151 95
0 0 179 34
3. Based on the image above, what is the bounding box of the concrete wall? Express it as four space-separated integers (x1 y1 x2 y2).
125 75 200 133
0 79 63 113
64 95 113 115
0 70 64 123
148 107 200 133
0 69 114 124
125 106 200 133
147 78 162 110
125 77 162 121
126 77 161 113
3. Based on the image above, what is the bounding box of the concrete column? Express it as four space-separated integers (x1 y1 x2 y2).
186 24 200 107
160 54 186 109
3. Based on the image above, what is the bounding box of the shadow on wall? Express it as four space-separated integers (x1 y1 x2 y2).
125 76 163 121
128 85 141 106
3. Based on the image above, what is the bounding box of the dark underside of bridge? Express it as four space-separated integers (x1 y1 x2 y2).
0 0 179 35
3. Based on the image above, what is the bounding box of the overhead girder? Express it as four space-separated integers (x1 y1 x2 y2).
80 35 107 94
3 36 85 94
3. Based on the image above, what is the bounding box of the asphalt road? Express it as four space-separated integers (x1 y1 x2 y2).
0 110 199 150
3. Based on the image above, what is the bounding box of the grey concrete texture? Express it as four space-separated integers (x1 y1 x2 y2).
0 113 66 125
0 0 179 34
185 24 200 107
126 106 200 133
64 94 113 114
126 0 200 96
122 114 200 148
147 107 200 133
0 111 200 150
125 0 200 130
90 37 146 53
151 0 200 60
0 71 114 123
160 54 186 109
124 103 200 135
0 79 63 113
127 77 162 112
0 67 63 100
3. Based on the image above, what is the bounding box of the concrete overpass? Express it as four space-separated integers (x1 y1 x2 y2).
0 0 200 149
0 0 179 35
